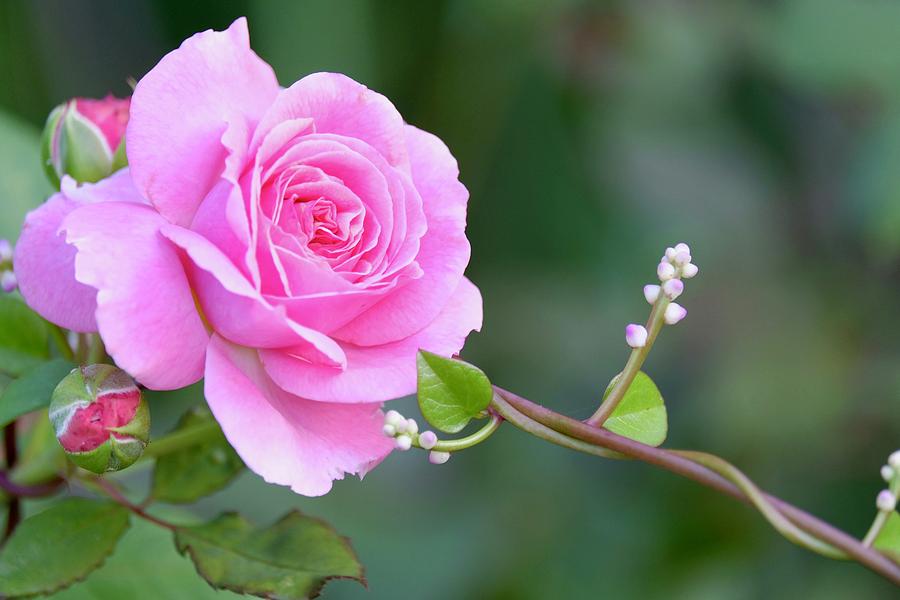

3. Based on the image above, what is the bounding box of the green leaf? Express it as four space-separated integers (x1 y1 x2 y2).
0 358 75 428
51 511 242 599
0 296 50 377
10 412 66 486
602 371 668 447
175 511 364 599
0 498 130 597
874 512 900 563
416 350 493 434
152 406 244 504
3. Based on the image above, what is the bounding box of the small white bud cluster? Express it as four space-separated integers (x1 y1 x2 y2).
652 243 699 323
383 410 450 465
626 243 699 348
0 239 16 294
876 450 900 512
883 451 900 483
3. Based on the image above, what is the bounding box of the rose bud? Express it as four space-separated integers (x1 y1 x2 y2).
40 94 130 188
49 364 149 474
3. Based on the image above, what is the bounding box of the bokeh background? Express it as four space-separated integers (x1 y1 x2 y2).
2 1 900 598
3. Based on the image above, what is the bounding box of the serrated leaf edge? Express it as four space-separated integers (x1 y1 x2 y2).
173 510 366 600
0 503 131 598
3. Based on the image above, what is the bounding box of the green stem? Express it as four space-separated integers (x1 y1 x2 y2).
491 394 619 459
673 450 845 558
140 420 221 461
862 476 900 546
87 333 106 364
585 295 669 427
492 386 900 585
863 512 891 547
47 324 74 361
416 413 504 452
84 475 176 531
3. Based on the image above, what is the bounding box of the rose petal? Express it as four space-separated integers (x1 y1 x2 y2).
63 202 209 389
204 334 393 496
15 195 98 332
251 72 410 173
334 125 469 345
128 17 279 226
160 224 347 368
14 170 146 332
260 277 482 403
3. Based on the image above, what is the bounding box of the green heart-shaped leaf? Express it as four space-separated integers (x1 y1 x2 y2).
602 370 668 447
417 350 492 434
874 512 900 563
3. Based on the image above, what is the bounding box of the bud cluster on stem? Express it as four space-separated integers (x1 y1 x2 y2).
383 410 449 465
863 450 900 547
0 239 16 293
590 243 699 427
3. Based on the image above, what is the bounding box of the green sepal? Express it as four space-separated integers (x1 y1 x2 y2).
40 104 65 189
111 137 128 172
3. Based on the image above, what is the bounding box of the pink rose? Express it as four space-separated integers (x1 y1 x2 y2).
15 18 482 495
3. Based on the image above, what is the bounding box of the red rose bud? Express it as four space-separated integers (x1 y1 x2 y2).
49 364 149 473
41 94 130 188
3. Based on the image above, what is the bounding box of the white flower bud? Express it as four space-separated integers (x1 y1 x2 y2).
664 302 687 325
681 263 699 278
876 490 897 512
395 434 412 451
429 451 451 465
382 423 396 437
643 284 660 304
418 430 438 450
881 465 895 483
625 324 648 349
657 261 676 281
405 418 419 435
665 247 678 261
673 251 692 267
674 242 691 255
0 239 12 263
889 450 900 470
662 278 684 300
385 410 404 428
0 271 16 294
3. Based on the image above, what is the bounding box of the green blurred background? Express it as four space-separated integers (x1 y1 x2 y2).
2 0 900 598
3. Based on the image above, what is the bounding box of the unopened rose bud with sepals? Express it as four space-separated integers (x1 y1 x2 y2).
49 364 149 473
41 94 130 187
